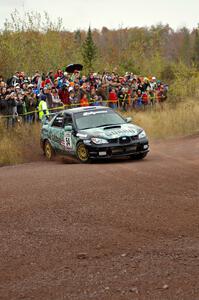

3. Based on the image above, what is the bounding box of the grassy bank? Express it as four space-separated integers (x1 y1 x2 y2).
0 122 41 166
0 100 199 166
125 100 199 139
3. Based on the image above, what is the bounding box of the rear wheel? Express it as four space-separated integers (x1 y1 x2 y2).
44 141 55 160
76 142 90 163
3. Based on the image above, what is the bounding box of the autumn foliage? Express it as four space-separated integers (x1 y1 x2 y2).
1 10 199 100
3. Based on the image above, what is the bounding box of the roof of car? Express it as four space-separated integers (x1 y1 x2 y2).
63 106 111 115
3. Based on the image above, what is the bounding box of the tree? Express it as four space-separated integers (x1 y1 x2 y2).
81 27 97 71
179 27 191 65
193 26 199 69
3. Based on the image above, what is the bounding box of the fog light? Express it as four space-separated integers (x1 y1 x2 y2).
143 145 149 149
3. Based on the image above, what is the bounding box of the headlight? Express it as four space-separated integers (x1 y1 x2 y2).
91 137 109 145
138 130 146 139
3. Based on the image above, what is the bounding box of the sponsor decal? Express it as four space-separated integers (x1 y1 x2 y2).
77 133 88 138
83 111 108 116
106 128 137 137
64 132 72 149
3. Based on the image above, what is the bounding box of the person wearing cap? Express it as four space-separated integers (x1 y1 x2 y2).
9 72 20 87
51 87 62 110
69 89 76 107
15 84 21 94
44 86 53 110
150 76 157 90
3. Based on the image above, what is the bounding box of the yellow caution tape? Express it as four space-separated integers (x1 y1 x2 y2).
0 100 117 119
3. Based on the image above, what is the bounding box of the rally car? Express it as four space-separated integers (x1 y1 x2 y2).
40 106 149 163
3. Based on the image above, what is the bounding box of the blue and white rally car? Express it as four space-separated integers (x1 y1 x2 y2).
40 106 149 163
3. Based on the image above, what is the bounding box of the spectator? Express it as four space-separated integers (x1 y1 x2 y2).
38 95 49 121
0 68 168 127
24 86 35 123
51 87 62 109
59 84 70 107
80 92 89 107
109 88 118 109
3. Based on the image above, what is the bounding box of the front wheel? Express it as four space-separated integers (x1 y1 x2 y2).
44 141 55 160
76 142 90 163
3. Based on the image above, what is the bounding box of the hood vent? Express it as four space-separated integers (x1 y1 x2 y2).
103 125 121 130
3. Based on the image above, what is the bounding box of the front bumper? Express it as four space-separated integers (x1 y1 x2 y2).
84 137 149 159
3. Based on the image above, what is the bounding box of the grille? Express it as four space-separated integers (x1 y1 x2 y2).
119 136 131 144
108 138 118 144
131 135 139 141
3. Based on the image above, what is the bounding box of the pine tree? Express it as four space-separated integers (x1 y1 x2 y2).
82 27 97 71
74 29 82 45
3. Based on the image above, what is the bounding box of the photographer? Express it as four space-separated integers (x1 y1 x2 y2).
2 92 17 128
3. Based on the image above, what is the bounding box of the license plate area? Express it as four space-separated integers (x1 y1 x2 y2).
112 145 137 154
99 151 107 156
127 145 137 151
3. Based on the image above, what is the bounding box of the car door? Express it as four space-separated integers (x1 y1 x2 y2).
50 113 65 152
62 113 76 154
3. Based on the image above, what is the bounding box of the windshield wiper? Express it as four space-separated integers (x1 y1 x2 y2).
96 124 117 128
81 127 92 130
81 124 122 130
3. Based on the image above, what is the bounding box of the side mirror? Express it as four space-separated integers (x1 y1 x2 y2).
41 115 49 125
64 125 72 131
125 117 132 123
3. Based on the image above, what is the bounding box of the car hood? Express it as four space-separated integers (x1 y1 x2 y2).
78 123 142 139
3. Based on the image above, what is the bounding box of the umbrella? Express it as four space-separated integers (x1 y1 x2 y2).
65 64 83 73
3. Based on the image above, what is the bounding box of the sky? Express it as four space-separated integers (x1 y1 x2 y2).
0 0 199 31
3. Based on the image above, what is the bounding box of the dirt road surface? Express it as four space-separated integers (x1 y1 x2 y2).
0 135 199 300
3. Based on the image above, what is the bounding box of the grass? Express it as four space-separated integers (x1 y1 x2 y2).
124 100 199 139
0 121 41 166
0 100 199 166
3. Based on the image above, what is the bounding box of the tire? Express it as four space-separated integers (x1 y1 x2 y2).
76 142 90 163
44 140 55 160
130 152 148 160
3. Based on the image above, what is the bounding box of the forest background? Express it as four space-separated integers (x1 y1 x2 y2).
1 11 199 101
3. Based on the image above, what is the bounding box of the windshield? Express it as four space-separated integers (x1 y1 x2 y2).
74 110 126 130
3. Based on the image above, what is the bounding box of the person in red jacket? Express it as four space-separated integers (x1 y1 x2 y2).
58 84 70 107
109 88 118 109
142 91 149 107
54 69 63 79
80 92 89 107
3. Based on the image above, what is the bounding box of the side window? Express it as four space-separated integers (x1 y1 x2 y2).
52 114 64 128
64 114 73 126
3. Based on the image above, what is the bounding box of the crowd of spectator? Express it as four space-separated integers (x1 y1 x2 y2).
0 70 168 127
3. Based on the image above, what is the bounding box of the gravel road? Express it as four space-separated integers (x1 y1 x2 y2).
0 135 199 300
